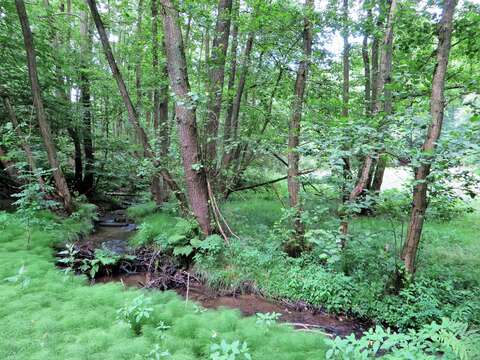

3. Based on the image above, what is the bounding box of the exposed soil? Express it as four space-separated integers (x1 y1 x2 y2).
58 210 366 338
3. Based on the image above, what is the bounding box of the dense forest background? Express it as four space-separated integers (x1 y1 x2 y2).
1 0 480 358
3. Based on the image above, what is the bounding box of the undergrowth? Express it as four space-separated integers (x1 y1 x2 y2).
0 210 328 359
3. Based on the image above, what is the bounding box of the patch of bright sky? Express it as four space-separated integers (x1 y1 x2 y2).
317 0 480 58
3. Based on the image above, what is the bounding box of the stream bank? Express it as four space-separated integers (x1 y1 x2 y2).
56 209 366 338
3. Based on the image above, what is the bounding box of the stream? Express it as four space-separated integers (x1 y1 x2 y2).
69 210 365 338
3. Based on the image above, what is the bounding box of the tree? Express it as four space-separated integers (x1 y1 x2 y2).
15 0 73 213
160 0 212 235
285 0 314 256
86 0 189 214
402 0 458 274
205 0 233 173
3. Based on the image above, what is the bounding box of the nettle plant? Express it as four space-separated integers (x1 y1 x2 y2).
209 339 252 360
116 294 153 335
255 312 281 327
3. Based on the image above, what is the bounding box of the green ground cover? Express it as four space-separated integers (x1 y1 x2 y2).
0 209 327 360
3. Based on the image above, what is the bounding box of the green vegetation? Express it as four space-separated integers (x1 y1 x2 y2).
1 0 479 358
0 211 329 359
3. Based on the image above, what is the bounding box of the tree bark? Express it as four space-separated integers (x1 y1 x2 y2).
15 0 73 212
221 32 254 172
79 10 94 196
341 0 349 118
205 0 233 171
222 1 239 152
402 0 457 274
86 0 188 213
286 0 314 253
135 0 144 115
160 0 212 235
151 0 169 204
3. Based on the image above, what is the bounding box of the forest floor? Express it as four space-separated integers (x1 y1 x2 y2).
0 208 328 360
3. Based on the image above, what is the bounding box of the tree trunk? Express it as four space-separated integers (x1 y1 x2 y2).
67 128 83 191
135 0 144 115
286 0 314 255
345 0 397 208
79 11 94 196
362 9 371 116
151 0 169 204
222 1 239 152
221 32 254 172
341 0 349 118
205 0 233 171
160 0 212 235
15 0 73 212
86 0 188 213
402 0 457 274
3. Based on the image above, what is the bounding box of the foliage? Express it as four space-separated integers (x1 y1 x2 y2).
0 212 329 359
255 312 281 327
3 265 30 289
116 294 154 335
326 318 480 360
209 340 252 360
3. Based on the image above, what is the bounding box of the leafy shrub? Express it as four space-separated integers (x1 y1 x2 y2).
326 318 480 360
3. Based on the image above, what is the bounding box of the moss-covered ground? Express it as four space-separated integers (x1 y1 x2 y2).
0 211 327 360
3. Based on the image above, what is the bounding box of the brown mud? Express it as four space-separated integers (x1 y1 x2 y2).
59 210 366 338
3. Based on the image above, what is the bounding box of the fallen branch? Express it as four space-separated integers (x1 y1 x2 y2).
227 168 317 195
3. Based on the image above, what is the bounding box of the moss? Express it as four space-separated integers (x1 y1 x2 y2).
0 211 328 359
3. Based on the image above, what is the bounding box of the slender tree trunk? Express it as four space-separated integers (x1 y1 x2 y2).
160 0 212 235
362 10 371 117
205 0 233 171
135 0 144 115
341 0 349 118
402 0 457 274
222 1 239 152
285 0 313 255
346 0 397 207
67 128 83 191
15 0 73 212
221 32 254 172
79 11 94 195
151 0 169 204
87 0 188 213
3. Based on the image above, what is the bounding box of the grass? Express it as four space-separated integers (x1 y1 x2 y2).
0 210 328 360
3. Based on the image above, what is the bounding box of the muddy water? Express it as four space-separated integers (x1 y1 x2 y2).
88 214 365 338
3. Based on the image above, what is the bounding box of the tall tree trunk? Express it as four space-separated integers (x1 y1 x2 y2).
285 0 314 256
160 0 212 235
362 9 371 117
344 0 397 216
150 0 169 205
402 0 457 274
205 0 233 172
79 10 94 195
222 1 239 152
135 0 144 114
15 0 73 212
341 0 349 118
371 0 397 193
86 0 188 213
221 32 254 173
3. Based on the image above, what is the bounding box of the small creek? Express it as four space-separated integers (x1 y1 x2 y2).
71 211 365 338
